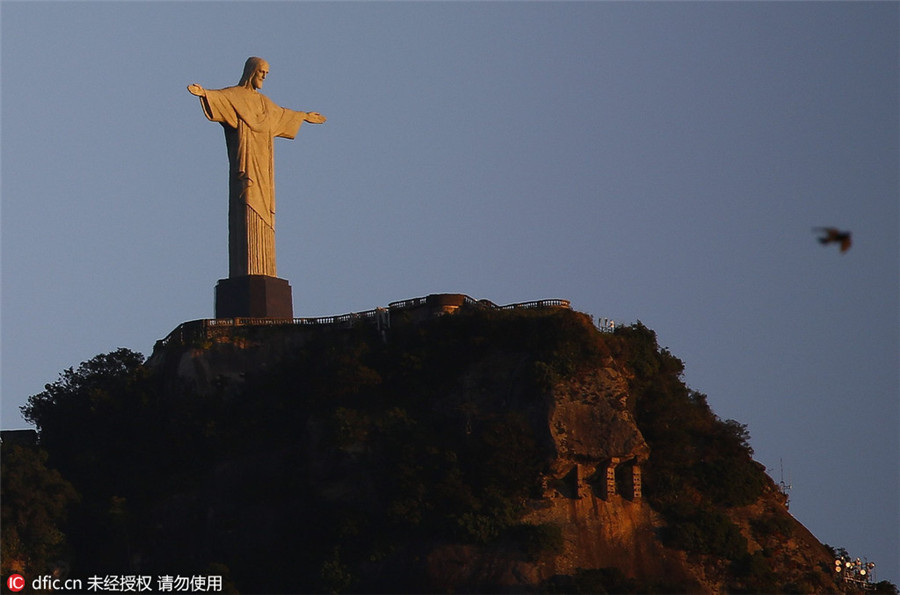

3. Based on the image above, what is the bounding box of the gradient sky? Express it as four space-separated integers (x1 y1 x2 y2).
2 1 897 584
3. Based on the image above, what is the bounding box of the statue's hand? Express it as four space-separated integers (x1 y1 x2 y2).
305 112 326 124
187 84 206 97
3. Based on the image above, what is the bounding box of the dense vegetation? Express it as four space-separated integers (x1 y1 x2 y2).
13 310 588 592
615 324 769 570
5 307 890 593
1 442 78 585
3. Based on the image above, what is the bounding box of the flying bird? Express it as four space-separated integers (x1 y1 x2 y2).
813 227 852 253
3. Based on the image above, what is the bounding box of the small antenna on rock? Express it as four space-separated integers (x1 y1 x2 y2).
779 458 792 507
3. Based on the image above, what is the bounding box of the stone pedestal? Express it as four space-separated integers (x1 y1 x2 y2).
215 275 293 319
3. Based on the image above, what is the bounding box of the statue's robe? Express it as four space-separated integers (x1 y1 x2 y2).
198 86 306 277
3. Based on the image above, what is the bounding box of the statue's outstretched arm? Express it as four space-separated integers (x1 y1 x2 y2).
187 84 206 97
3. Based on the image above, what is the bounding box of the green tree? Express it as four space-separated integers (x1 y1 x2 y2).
1 443 79 581
21 348 148 481
19 348 160 572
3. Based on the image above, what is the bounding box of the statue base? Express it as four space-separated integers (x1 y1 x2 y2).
215 275 293 319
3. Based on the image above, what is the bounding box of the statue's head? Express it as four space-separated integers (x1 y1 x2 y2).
240 57 270 90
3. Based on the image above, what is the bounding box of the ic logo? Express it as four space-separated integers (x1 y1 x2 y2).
7 574 25 592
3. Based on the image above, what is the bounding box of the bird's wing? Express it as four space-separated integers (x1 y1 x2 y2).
840 236 852 252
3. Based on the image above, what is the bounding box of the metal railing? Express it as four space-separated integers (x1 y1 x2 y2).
497 299 571 311
155 294 577 349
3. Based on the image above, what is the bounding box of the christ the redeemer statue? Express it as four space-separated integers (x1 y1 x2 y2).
188 57 325 318
188 57 325 278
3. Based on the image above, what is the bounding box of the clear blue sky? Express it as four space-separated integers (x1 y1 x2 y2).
2 0 897 584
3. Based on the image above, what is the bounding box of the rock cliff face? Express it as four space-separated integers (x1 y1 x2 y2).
142 304 841 593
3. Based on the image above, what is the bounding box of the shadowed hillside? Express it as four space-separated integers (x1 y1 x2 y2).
6 301 896 594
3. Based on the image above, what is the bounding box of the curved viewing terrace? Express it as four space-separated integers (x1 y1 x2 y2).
155 293 614 351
